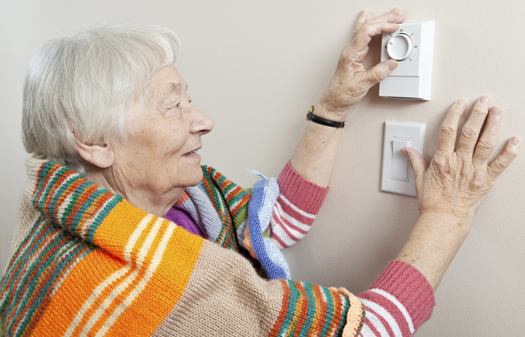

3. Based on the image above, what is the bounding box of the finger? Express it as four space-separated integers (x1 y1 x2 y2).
362 59 398 85
435 99 468 157
349 8 405 56
351 10 368 38
487 137 521 181
366 8 405 25
456 96 491 158
401 147 428 185
472 106 503 166
352 45 369 64
350 21 402 55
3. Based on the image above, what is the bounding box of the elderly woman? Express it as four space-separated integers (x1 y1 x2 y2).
0 8 520 337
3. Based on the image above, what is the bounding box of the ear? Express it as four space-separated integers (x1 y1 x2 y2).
73 136 115 169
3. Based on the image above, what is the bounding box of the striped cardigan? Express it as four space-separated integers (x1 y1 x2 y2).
0 158 434 336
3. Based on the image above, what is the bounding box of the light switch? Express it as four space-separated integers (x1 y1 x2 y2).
381 122 425 197
379 22 435 100
391 138 410 181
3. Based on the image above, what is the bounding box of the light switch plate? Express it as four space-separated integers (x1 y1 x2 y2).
379 22 435 100
381 121 425 197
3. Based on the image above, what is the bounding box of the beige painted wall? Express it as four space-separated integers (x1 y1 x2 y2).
1 0 524 335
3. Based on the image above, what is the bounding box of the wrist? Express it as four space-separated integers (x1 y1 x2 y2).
316 101 348 122
419 210 474 227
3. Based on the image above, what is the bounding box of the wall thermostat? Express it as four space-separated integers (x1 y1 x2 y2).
379 22 435 100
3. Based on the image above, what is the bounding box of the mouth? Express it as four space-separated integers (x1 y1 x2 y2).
183 147 201 156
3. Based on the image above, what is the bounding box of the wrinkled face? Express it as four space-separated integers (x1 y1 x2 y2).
111 65 214 196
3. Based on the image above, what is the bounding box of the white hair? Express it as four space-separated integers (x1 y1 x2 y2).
22 24 181 174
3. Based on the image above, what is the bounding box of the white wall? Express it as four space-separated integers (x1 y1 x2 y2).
1 1 524 335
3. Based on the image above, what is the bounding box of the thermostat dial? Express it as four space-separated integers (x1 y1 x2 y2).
386 33 413 61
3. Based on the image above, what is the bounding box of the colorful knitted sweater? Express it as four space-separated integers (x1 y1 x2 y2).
0 158 434 336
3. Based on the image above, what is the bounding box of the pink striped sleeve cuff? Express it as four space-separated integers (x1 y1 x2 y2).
269 162 330 249
277 161 329 214
357 260 436 336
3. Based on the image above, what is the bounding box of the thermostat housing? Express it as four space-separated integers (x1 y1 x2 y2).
379 22 435 100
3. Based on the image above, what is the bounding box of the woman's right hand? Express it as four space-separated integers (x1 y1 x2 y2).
396 97 520 291
402 96 520 222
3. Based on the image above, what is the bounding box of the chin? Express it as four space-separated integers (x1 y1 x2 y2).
184 167 204 187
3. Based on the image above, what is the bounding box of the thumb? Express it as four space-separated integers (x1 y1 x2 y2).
401 147 427 183
364 59 398 85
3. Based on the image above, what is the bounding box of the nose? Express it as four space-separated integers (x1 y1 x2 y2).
189 105 214 135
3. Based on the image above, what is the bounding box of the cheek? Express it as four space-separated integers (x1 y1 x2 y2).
142 121 189 158
167 125 191 158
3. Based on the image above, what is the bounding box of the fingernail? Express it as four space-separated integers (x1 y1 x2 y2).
358 10 366 20
401 147 408 156
388 60 398 71
511 137 520 146
491 106 502 117
455 99 466 107
480 96 490 105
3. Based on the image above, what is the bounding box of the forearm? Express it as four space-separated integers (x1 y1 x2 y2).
290 9 404 187
289 103 344 187
395 212 472 292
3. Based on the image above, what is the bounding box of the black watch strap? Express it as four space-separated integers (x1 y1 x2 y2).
306 106 345 128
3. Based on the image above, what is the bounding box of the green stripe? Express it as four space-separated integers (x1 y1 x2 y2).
208 169 239 249
54 176 85 226
0 215 45 292
202 171 227 223
299 283 317 335
2 221 57 321
201 171 232 246
335 293 350 336
217 177 234 197
8 232 76 333
277 280 301 335
68 184 101 233
320 287 335 336
35 166 69 215
31 162 55 205
14 240 93 336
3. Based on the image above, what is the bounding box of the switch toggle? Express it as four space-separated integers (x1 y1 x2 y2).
387 33 413 61
391 137 411 181
381 121 426 197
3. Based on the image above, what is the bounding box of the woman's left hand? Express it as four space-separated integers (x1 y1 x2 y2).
317 8 406 120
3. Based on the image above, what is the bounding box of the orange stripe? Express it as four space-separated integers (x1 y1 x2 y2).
311 285 327 335
283 283 304 336
174 192 190 205
78 192 114 234
230 194 250 216
269 280 291 336
64 184 99 227
103 226 204 335
87 219 165 335
328 290 343 335
34 164 60 202
293 283 309 335
43 168 73 212
31 249 125 336
93 201 149 260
